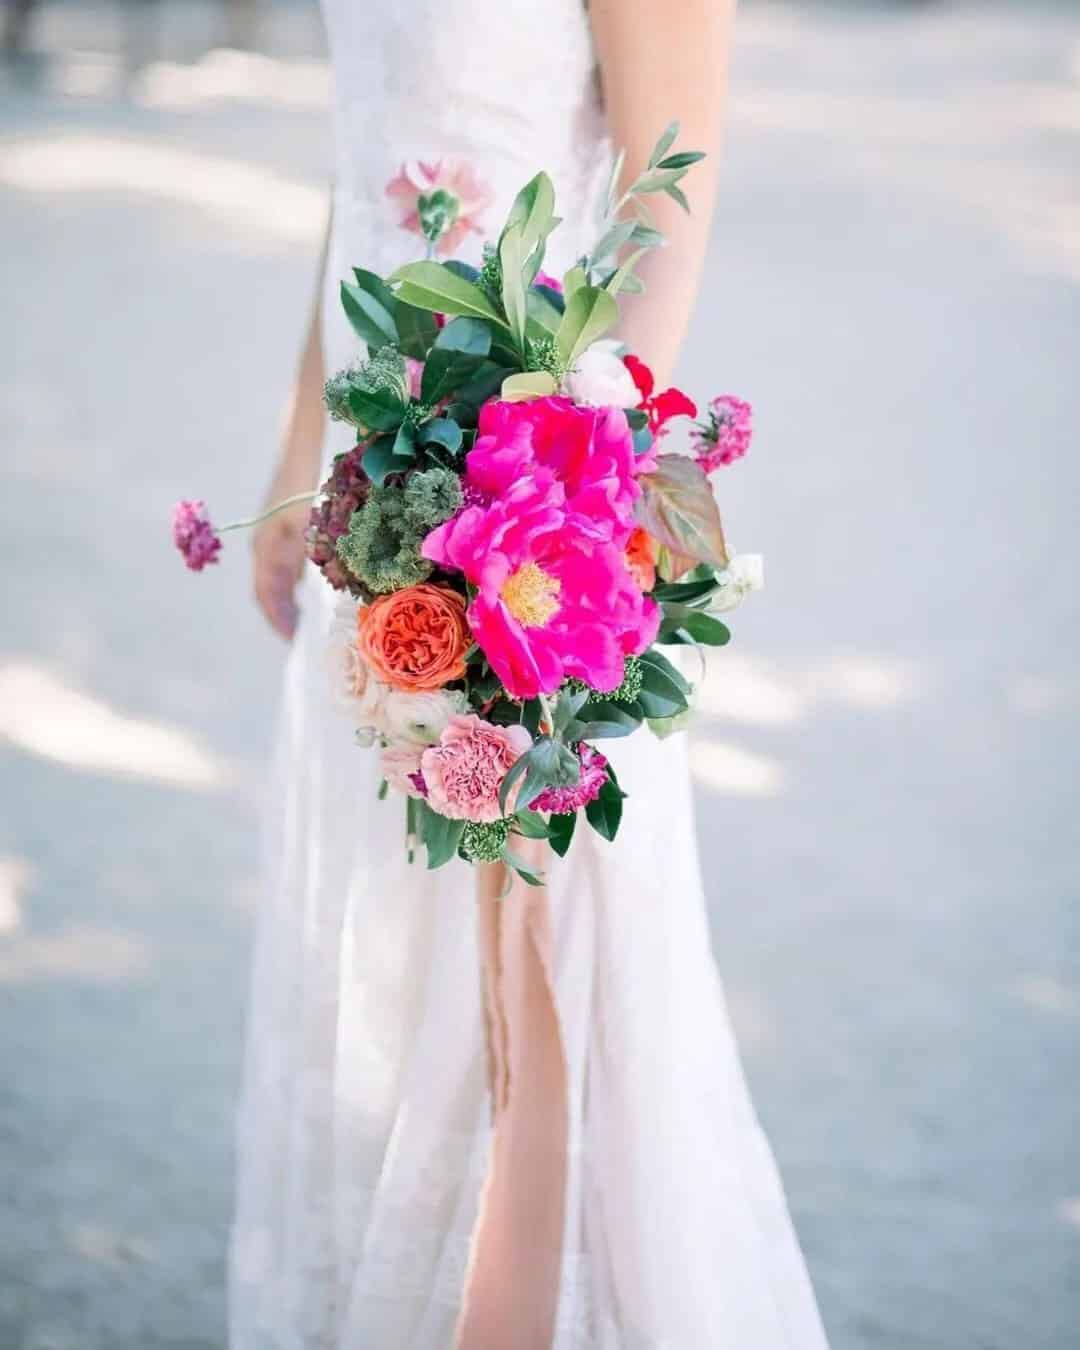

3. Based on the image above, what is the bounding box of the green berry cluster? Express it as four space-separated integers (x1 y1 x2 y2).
460 818 511 863
525 334 567 382
336 467 463 594
564 655 644 706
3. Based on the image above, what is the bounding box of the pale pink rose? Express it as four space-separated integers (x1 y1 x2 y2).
385 159 493 257
420 714 532 822
381 745 428 799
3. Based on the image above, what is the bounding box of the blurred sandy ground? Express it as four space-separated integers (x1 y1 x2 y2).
1 2 1078 1347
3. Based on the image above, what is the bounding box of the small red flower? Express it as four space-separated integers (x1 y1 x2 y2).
622 355 697 435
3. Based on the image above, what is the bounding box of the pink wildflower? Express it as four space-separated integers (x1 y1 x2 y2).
533 271 563 294
172 499 222 571
693 394 753 472
530 744 608 814
420 714 532 823
385 159 493 257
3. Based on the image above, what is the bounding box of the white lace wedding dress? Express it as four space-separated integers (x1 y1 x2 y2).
229 2 830 1347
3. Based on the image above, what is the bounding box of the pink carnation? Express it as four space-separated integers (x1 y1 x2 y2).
420 714 532 822
530 744 608 814
172 499 222 571
422 402 660 700
385 159 493 257
469 397 644 547
692 394 753 472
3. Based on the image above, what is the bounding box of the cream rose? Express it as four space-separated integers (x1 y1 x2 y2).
709 554 765 614
382 687 468 748
562 345 639 409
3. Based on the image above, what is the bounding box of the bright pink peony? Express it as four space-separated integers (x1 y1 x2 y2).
469 397 644 547
172 499 222 571
530 743 608 814
692 394 753 472
420 714 531 822
422 403 660 699
385 160 493 257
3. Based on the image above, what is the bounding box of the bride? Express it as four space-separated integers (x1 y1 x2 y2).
230 1 830 1347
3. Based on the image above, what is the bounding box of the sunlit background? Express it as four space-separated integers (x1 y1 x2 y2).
2 2 1078 1347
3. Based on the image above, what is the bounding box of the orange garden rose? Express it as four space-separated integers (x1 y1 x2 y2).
625 527 657 593
357 584 470 691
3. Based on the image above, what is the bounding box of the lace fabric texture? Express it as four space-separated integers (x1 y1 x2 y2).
229 2 830 1346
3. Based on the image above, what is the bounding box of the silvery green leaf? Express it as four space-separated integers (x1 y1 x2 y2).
647 119 680 169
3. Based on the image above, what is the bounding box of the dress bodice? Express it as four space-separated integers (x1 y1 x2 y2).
317 0 612 378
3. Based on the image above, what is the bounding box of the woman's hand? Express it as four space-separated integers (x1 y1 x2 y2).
253 487 309 640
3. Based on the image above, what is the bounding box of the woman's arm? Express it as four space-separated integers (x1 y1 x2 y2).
589 0 737 387
252 220 330 640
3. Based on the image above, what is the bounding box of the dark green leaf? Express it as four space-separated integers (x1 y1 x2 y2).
390 261 507 326
566 700 642 740
553 687 590 735
529 283 565 315
393 301 439 359
525 288 563 337
443 260 480 283
416 417 462 455
585 778 623 841
391 420 417 460
547 810 577 858
657 150 706 170
500 846 545 887
681 612 731 646
456 361 514 406
651 577 719 605
512 808 550 840
555 285 618 367
499 223 528 352
417 801 466 868
638 647 692 694
634 656 689 719
626 408 649 432
434 315 493 358
348 384 406 433
340 278 397 350
361 435 401 487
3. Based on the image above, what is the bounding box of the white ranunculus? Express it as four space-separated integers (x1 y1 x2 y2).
563 345 640 409
709 554 765 614
382 687 468 747
326 595 390 744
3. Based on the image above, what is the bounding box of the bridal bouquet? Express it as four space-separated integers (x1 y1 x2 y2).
173 125 761 883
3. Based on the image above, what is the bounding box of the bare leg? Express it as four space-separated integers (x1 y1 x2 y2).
457 843 568 1350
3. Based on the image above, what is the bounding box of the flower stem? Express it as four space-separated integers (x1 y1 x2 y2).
538 692 555 738
219 491 318 534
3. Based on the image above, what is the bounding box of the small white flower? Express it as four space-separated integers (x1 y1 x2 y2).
382 688 467 747
709 554 765 614
563 345 640 409
326 596 391 742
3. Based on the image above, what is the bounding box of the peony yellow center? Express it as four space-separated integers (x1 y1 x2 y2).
500 562 561 628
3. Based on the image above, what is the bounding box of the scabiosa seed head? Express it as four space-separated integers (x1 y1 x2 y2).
403 465 463 530
460 818 511 863
336 484 432 594
172 499 222 572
